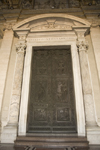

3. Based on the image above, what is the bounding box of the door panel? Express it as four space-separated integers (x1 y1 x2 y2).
27 47 76 133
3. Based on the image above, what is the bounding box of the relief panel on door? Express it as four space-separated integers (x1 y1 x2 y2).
27 47 76 133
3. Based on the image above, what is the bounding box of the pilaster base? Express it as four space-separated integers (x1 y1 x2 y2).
1 124 17 143
0 127 1 142
87 126 100 144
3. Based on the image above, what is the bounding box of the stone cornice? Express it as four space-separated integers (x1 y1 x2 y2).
74 27 89 52
4 22 15 31
13 13 91 30
88 19 100 28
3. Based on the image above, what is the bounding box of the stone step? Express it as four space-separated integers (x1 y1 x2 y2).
16 136 88 142
14 136 89 150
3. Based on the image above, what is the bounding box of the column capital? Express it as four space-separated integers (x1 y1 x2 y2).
74 28 89 52
16 42 27 53
77 40 89 52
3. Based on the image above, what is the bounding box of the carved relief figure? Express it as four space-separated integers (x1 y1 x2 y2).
34 0 56 9
20 0 32 9
58 59 65 74
57 0 68 9
34 1 40 9
34 0 68 9
69 0 80 7
37 82 45 102
0 0 13 9
82 0 100 5
49 0 55 8
7 0 13 8
57 108 70 121
37 59 47 74
57 82 68 102
34 109 47 121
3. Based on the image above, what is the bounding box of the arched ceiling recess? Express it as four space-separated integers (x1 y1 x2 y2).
13 13 91 34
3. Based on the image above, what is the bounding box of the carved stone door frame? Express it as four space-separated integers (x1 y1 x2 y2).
18 34 85 137
12 14 91 138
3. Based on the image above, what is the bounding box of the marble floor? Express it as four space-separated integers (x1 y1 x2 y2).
0 144 100 150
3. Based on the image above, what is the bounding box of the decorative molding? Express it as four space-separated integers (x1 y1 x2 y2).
77 41 89 52
13 14 91 30
19 35 26 40
20 0 32 9
76 29 97 127
0 0 100 9
46 19 56 28
73 28 89 41
16 42 27 53
27 36 77 43
8 40 27 124
25 146 36 150
24 146 77 150
82 0 100 6
4 22 15 31
88 19 100 28
31 19 72 31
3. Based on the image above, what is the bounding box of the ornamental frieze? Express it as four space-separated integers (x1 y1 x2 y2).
0 0 100 9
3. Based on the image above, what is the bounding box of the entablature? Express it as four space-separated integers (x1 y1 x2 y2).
13 13 91 40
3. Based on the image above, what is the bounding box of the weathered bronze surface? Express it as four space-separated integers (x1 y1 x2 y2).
27 47 76 133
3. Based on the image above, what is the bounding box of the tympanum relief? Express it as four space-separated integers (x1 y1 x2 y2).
18 17 85 33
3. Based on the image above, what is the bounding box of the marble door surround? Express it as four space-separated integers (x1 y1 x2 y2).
1 13 99 144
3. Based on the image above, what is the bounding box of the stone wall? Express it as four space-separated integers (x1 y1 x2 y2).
0 4 100 146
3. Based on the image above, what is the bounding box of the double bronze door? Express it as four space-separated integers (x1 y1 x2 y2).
27 47 76 133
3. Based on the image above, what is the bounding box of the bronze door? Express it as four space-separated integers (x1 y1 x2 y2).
27 47 76 133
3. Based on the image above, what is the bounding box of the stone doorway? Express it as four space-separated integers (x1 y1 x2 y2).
27 46 77 133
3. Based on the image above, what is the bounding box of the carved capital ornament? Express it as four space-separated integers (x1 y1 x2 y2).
76 41 89 52
16 42 27 53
